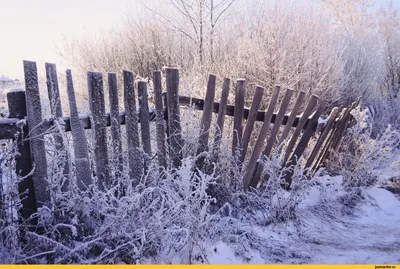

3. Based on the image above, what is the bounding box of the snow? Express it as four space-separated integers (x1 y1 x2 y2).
168 174 400 264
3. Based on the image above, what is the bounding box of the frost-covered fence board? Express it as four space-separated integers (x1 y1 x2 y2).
232 79 246 156
45 63 70 191
6 90 37 223
212 78 230 161
108 73 123 179
305 107 339 171
123 70 142 186
332 101 357 151
277 91 306 149
87 71 110 191
23 60 50 207
138 80 152 171
240 85 264 163
283 95 319 165
152 70 167 170
165 68 183 169
66 70 92 191
313 107 345 171
242 85 280 190
264 88 294 158
251 88 294 184
283 99 326 189
197 74 216 156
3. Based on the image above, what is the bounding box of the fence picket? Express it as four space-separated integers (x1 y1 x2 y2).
242 85 280 190
305 107 339 171
123 70 142 186
87 71 111 190
283 95 319 164
108 73 123 180
45 63 70 191
165 68 183 169
138 80 152 171
232 79 246 157
197 74 217 156
66 70 92 191
240 85 264 163
23 60 50 207
283 99 326 189
277 91 306 149
152 70 167 170
212 78 230 161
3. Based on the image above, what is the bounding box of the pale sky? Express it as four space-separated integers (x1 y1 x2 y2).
0 0 399 81
0 0 138 80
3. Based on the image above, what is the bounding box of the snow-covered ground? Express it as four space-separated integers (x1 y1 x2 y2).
157 174 400 264
200 179 400 264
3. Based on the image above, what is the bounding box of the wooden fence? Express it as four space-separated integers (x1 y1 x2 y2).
0 61 356 223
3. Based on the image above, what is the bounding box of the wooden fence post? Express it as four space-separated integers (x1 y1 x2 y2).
7 90 37 224
138 80 152 171
66 70 92 192
108 73 123 180
87 71 110 191
232 79 246 157
152 70 167 170
45 63 70 191
123 70 142 186
165 68 183 169
23 60 50 207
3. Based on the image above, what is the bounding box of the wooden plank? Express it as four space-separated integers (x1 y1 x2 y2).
312 108 345 171
251 88 294 184
123 70 142 186
87 71 111 191
108 72 123 180
165 68 183 169
212 78 230 160
232 79 246 156
176 95 309 128
45 62 69 191
240 85 264 163
263 88 294 158
242 85 280 190
23 60 50 207
283 99 326 189
138 80 152 171
152 70 167 170
197 74 217 156
7 90 37 225
277 91 305 150
66 69 92 191
282 95 319 165
305 107 339 171
332 102 357 151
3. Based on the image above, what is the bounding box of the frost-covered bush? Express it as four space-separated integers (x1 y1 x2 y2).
328 107 400 188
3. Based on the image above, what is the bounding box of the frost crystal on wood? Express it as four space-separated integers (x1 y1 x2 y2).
66 69 92 191
87 71 110 191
